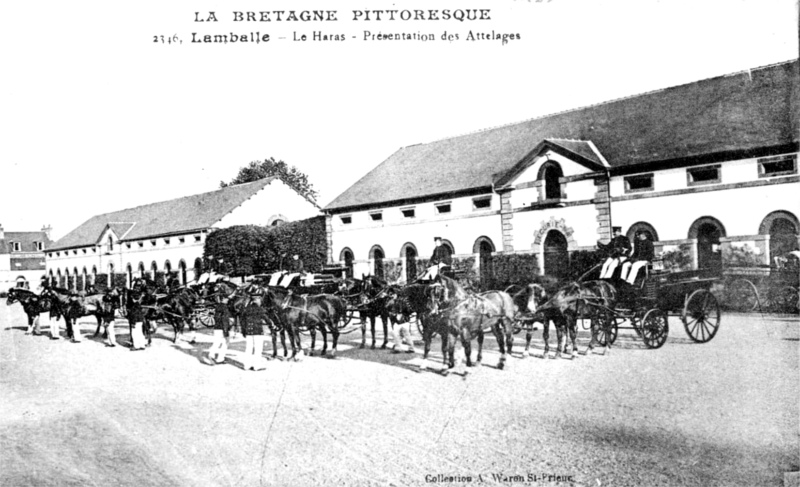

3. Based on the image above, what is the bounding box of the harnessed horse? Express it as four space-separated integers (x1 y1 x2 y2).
266 286 347 358
43 287 113 341
339 276 392 350
6 288 54 335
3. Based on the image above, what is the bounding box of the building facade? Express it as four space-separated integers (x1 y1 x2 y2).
0 225 52 291
46 178 320 289
325 60 800 284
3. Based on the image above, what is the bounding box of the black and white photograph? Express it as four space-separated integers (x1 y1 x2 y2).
1 1 798 485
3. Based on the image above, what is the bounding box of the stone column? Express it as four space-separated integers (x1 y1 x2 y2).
500 191 514 252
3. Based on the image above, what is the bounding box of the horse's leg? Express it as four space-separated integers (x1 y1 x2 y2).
380 310 389 349
369 314 377 350
281 329 288 358
308 325 316 356
270 328 279 360
474 328 483 367
463 327 473 368
320 324 329 356
494 323 507 370
569 315 578 356
25 313 34 334
554 318 564 359
359 312 367 349
541 319 550 358
329 322 339 358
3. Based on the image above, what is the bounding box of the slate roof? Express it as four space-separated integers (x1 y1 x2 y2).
326 60 799 211
0 232 51 254
50 178 276 251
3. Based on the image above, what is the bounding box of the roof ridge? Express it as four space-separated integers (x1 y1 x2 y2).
410 59 799 147
91 177 275 218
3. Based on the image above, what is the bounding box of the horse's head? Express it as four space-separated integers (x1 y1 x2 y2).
526 283 548 314
427 283 448 314
6 288 19 305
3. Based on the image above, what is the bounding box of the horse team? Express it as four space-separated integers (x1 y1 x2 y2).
5 271 617 374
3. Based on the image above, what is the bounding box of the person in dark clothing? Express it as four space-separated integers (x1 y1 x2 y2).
420 237 452 280
599 227 632 279
620 232 655 284
281 254 305 287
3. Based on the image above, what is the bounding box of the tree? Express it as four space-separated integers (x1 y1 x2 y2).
220 157 318 203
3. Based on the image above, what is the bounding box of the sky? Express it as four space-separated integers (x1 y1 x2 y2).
0 0 797 241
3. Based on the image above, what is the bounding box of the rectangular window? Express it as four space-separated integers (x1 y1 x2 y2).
435 203 452 214
369 212 383 222
138 242 144 248
624 173 654 193
340 215 352 225
73 250 78 255
125 243 131 249
151 240 157 247
36 242 43 251
82 249 87 254
179 237 185 244
758 154 797 178
164 238 170 245
401 208 415 218
12 242 20 252
194 235 202 242
686 165 721 186
472 196 491 210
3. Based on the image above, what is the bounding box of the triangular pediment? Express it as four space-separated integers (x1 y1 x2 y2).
494 139 608 189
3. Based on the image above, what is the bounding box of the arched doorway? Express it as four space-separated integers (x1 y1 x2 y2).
689 217 726 272
194 258 203 281
179 260 187 285
759 211 800 261
401 243 418 283
339 248 354 278
137 262 145 279
370 246 385 279
543 230 569 278
473 237 495 290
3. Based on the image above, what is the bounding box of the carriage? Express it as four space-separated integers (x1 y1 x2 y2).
724 251 800 314
577 261 722 349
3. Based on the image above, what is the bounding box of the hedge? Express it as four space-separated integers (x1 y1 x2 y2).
488 253 539 290
95 274 108 291
113 273 128 288
204 217 327 276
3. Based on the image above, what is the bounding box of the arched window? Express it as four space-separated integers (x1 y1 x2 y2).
91 266 97 286
369 245 385 279
108 235 114 251
151 261 158 280
339 248 354 279
759 210 799 259
539 161 564 200
164 260 172 275
400 243 418 283
73 267 80 291
108 263 115 288
689 216 726 271
137 262 145 278
626 222 659 242
440 239 455 256
473 237 495 290
126 264 133 288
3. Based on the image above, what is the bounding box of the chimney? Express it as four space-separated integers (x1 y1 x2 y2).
41 225 52 241
0 223 4 240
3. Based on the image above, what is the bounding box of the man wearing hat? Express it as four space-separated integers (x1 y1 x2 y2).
420 237 452 280
599 226 631 279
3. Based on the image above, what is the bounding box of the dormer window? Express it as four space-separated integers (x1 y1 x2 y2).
12 242 20 252
435 203 451 214
687 165 720 186
472 196 491 210
35 242 43 251
369 212 383 222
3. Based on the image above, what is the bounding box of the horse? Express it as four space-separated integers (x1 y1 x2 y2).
236 282 292 361
266 286 347 359
533 280 617 358
43 287 111 341
444 290 516 374
414 275 471 371
339 276 392 350
6 288 53 335
135 278 199 343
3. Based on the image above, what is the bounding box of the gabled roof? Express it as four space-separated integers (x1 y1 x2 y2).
325 60 799 211
0 232 51 254
494 139 608 188
50 178 276 251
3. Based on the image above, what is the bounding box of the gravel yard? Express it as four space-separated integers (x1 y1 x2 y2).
0 302 797 487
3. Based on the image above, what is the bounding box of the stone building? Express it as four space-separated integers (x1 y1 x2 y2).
46 178 320 289
324 60 799 284
0 225 52 291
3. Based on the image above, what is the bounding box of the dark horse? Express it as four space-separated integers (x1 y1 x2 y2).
266 286 347 359
6 288 54 335
339 276 392 350
418 275 470 371
444 290 517 374
534 280 616 358
43 287 113 341
135 278 200 343
234 282 291 360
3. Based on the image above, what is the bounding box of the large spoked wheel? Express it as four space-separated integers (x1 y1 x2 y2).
641 309 668 349
591 312 618 346
726 278 759 312
682 289 720 343
197 311 214 328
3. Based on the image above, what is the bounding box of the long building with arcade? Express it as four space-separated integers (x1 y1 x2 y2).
324 60 800 285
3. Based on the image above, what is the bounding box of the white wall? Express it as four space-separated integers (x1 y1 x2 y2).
510 204 599 250
214 179 319 228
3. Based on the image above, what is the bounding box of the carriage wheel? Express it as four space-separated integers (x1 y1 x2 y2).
591 312 618 346
198 312 214 328
682 289 720 343
641 309 668 349
726 278 760 312
767 286 799 314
